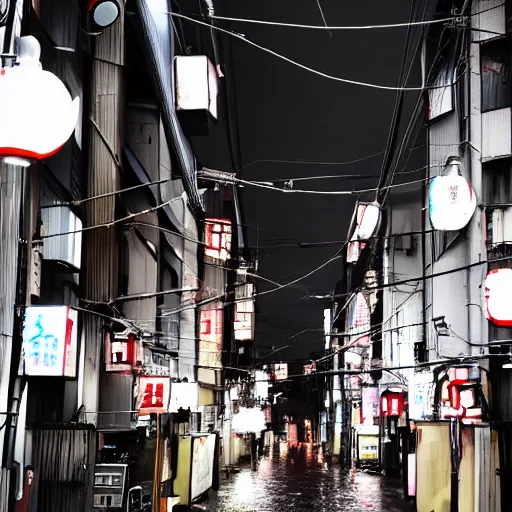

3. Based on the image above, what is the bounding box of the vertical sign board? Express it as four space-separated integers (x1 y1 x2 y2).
199 308 223 369
190 434 216 501
22 306 78 377
136 377 170 416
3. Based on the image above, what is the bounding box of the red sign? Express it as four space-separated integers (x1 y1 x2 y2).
137 377 170 415
205 218 232 261
380 391 404 418
199 308 223 368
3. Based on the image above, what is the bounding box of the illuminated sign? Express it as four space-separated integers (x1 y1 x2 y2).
346 202 381 263
304 362 317 375
485 268 512 326
136 377 170 415
273 363 288 380
169 382 199 413
0 37 80 166
175 55 218 119
429 173 476 231
104 330 136 373
199 307 223 368
380 391 404 418
361 386 379 423
232 407 266 434
204 218 232 261
22 306 78 377
234 283 255 341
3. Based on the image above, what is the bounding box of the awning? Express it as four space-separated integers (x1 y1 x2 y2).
135 0 203 215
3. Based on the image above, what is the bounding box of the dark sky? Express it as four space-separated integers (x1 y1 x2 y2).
193 0 422 362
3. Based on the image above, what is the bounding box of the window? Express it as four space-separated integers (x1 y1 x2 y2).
428 60 455 121
481 39 512 112
483 159 512 205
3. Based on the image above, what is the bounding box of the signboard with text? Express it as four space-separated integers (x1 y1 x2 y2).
22 306 78 377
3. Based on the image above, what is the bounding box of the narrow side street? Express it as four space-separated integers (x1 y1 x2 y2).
207 444 413 512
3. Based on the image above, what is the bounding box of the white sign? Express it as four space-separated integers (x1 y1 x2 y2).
22 306 78 377
0 37 79 164
190 434 216 501
175 55 218 119
429 174 476 231
169 382 198 412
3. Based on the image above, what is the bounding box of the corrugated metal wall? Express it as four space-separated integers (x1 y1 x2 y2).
82 9 125 422
482 108 512 160
31 426 96 512
0 165 23 506
123 230 158 332
471 0 506 42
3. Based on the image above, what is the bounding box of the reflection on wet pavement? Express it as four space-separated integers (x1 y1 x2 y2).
207 443 414 512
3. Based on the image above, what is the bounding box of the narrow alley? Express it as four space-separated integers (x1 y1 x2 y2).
207 444 413 512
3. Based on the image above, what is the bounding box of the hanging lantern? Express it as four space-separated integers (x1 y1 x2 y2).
0 36 80 167
484 268 512 326
428 156 476 231
88 0 121 32
380 390 404 417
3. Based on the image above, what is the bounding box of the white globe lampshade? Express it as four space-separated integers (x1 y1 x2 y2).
429 173 476 231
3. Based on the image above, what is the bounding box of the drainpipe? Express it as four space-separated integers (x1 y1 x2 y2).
421 129 428 362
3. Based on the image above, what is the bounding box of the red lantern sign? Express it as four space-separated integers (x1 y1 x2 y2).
380 391 404 418
0 37 80 166
484 268 512 326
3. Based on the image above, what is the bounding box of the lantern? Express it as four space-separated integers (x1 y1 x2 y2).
428 156 476 231
380 390 404 417
0 36 80 167
484 268 512 326
88 0 121 32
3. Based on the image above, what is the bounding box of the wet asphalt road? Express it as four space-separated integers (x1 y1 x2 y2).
207 444 414 512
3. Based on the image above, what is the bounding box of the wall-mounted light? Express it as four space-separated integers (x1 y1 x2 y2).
88 0 121 32
429 156 476 231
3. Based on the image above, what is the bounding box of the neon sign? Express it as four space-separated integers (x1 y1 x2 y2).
22 306 78 377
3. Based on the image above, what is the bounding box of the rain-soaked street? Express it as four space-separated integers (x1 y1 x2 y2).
207 444 414 512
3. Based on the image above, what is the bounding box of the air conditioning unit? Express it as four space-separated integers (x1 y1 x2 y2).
492 208 512 246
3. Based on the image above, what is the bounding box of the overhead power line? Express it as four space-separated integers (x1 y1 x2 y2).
208 13 453 30
199 167 427 195
168 12 460 91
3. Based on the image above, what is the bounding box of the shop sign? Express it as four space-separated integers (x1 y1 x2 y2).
204 218 231 261
361 386 379 423
176 55 218 119
273 363 288 380
429 173 476 231
169 382 198 413
190 434 217 501
231 407 265 434
0 37 80 166
380 391 404 417
484 268 512 326
22 306 78 377
136 377 170 415
199 307 223 368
